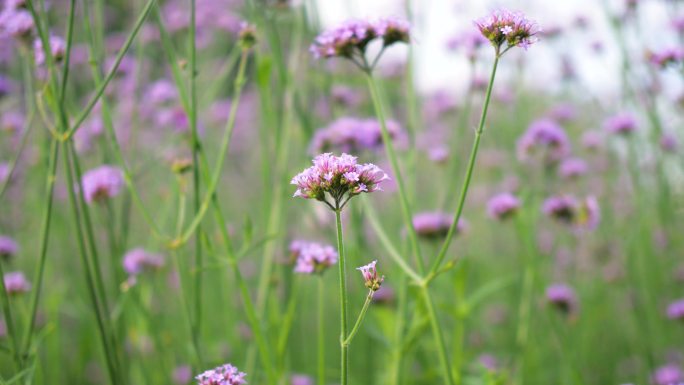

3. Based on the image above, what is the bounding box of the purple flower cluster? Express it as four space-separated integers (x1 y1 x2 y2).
660 133 678 153
517 119 571 163
195 363 246 385
604 113 637 135
412 211 467 239
446 29 488 60
543 195 600 231
0 1 34 39
652 365 683 385
474 9 540 51
309 17 410 60
81 165 125 204
34 35 66 65
545 283 578 314
290 240 338 274
667 299 684 321
487 193 521 220
4 271 30 295
357 260 384 291
123 248 164 276
291 153 388 209
558 157 588 179
310 117 406 154
647 47 684 68
0 235 18 259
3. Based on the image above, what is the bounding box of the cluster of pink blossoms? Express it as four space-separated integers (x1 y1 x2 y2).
487 193 521 220
81 165 124 204
291 153 388 210
122 248 164 276
290 240 338 274
542 195 600 231
309 17 410 60
357 260 384 291
195 363 246 385
474 9 540 51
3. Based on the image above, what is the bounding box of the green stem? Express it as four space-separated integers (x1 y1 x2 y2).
364 73 425 274
334 209 349 385
342 290 374 346
420 285 455 385
318 276 326 385
430 54 500 275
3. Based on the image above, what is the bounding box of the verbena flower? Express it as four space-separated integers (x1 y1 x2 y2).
81 165 124 204
487 193 521 220
545 283 577 314
0 9 34 39
309 17 410 64
291 153 388 210
647 47 684 69
517 119 571 163
604 113 637 135
290 240 338 274
309 117 406 154
123 248 164 276
195 363 246 385
237 21 257 49
446 29 488 60
172 365 192 385
412 211 467 239
34 35 66 65
357 260 384 291
660 133 678 153
543 195 600 231
4 271 31 295
581 131 604 151
290 374 313 385
652 365 683 385
558 157 588 179
0 235 18 260
474 9 540 53
667 299 684 321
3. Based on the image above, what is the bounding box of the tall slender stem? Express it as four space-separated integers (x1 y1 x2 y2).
430 54 500 274
318 276 326 385
343 290 374 346
334 209 349 385
421 285 456 385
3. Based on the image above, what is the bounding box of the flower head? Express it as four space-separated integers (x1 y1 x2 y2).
412 211 467 239
34 35 66 66
4 271 31 295
0 9 35 39
545 283 577 314
660 133 678 153
474 9 539 52
647 47 684 69
290 374 313 385
667 299 684 321
173 365 193 385
0 236 18 260
487 193 521 220
542 195 578 223
558 157 588 179
604 112 637 135
652 365 683 385
446 29 488 60
291 153 388 210
123 248 164 276
81 165 124 204
309 17 410 64
195 363 246 385
309 117 406 154
357 260 384 291
238 21 257 49
290 240 338 274
517 119 571 163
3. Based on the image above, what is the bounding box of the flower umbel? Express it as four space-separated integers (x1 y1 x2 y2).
357 260 384 291
195 363 247 385
290 240 338 274
81 165 124 204
475 9 539 53
291 153 388 210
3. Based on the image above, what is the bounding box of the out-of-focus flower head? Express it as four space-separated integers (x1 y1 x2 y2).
0 235 18 260
34 35 66 66
309 17 410 68
172 365 192 385
357 260 384 291
474 9 540 53
290 374 313 385
543 195 600 231
547 103 577 123
517 119 571 163
412 211 467 239
667 299 684 321
290 240 338 274
558 157 588 179
4 271 30 295
446 29 488 60
646 47 684 69
487 193 521 220
581 131 604 151
238 21 257 49
1 110 24 133
123 248 164 276
0 9 34 39
604 112 637 135
330 85 363 108
545 283 578 314
660 133 678 153
291 153 388 210
195 363 247 385
310 117 406 154
651 365 683 385
81 165 124 204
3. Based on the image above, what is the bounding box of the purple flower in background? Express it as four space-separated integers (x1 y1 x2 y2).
291 153 388 209
81 165 124 204
290 240 338 274
4 271 31 295
648 47 684 68
310 117 406 154
34 35 66 65
331 85 363 107
0 75 13 98
290 374 313 385
581 131 604 151
576 196 601 231
475 9 540 51
0 9 34 38
412 211 467 239
545 283 578 314
604 113 637 135
1 110 24 133
0 163 10 185
446 29 488 60
309 17 410 61
0 236 18 260
172 365 192 385
195 363 246 385
517 119 571 163
558 157 588 179
652 365 683 385
667 299 684 321
357 260 384 291
123 248 164 276
548 103 577 123
542 195 578 223
144 79 178 105
478 354 499 371
487 193 521 220
660 133 678 153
